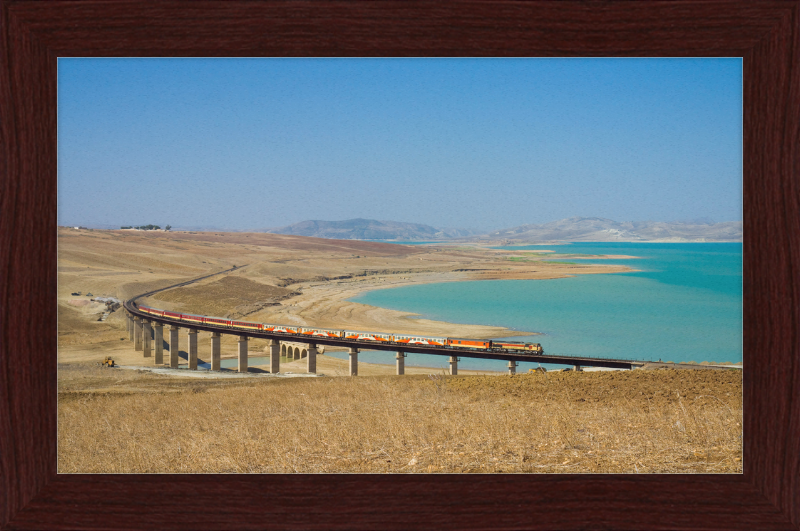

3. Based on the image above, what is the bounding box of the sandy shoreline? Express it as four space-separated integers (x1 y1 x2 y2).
214 263 638 341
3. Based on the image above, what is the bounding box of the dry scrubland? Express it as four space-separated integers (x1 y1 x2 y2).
58 228 742 473
59 366 742 473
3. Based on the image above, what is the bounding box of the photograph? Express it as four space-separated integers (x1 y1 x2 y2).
57 57 743 474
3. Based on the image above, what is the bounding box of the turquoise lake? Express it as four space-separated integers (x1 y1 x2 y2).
333 242 742 372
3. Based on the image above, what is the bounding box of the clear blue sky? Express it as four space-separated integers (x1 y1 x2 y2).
58 58 742 231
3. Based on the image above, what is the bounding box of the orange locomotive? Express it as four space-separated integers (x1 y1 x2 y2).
492 341 544 353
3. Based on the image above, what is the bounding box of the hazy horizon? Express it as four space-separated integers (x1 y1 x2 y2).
59 58 742 231
59 215 742 233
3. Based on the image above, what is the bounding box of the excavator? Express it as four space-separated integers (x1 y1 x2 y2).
99 356 115 368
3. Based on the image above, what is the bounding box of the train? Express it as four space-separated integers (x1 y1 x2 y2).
137 305 543 354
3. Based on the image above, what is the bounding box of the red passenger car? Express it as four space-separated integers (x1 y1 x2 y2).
230 320 262 331
204 317 231 327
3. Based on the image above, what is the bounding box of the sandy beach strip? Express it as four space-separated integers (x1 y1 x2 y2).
248 264 637 342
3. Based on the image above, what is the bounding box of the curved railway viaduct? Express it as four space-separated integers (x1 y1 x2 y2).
122 267 646 376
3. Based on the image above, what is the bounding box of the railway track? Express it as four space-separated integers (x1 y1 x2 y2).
123 265 643 369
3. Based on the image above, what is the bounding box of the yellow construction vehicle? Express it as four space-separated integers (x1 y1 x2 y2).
100 356 115 368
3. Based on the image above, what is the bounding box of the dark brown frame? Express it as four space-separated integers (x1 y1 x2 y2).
2 1 798 529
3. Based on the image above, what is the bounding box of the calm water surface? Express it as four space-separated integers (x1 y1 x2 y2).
339 242 742 372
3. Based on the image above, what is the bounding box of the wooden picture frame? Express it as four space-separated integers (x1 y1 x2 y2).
2 1 798 529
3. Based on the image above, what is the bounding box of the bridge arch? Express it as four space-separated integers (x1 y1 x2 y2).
278 341 323 361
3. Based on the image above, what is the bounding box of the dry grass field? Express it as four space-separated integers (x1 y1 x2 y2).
57 228 742 474
58 366 742 474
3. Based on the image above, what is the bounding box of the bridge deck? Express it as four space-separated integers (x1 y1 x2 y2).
123 300 639 369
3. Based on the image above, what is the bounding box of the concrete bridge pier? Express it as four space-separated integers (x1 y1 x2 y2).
449 356 458 376
134 317 142 351
507 361 517 375
396 352 405 375
187 329 198 370
307 343 317 374
238 336 248 373
349 348 358 376
169 325 180 368
154 323 164 365
573 365 582 372
210 332 221 371
127 314 133 340
142 319 151 355
268 339 280 374
142 320 152 357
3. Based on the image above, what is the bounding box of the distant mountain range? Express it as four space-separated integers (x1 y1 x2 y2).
71 216 742 242
269 217 742 242
268 218 481 240
479 217 743 242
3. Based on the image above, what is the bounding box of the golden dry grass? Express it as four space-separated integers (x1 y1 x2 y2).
58 369 742 474
154 276 294 318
